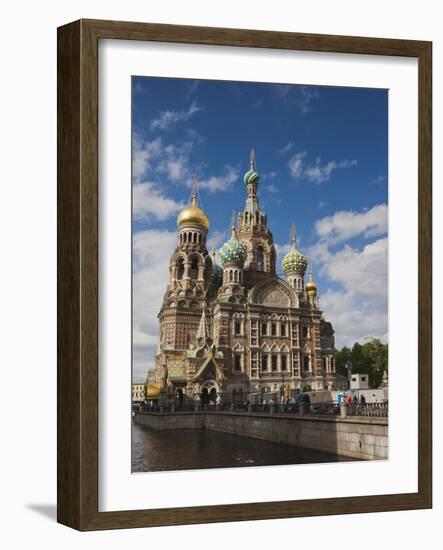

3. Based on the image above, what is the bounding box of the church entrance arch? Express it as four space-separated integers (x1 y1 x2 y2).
201 387 209 405
200 381 219 405
209 387 217 403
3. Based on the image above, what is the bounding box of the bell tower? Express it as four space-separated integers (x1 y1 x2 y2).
167 177 212 300
237 149 276 275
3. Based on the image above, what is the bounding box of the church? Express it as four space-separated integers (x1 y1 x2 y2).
149 150 336 405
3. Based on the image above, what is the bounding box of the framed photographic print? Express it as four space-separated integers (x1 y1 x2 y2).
57 19 432 530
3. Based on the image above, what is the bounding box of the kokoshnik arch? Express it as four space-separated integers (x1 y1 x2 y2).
148 150 337 405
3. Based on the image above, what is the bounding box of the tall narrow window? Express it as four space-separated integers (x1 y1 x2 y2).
261 354 268 370
261 323 267 336
281 323 286 337
256 246 264 271
271 323 277 336
234 354 242 372
176 258 185 280
234 321 241 335
271 355 278 371
281 355 287 371
303 355 310 371
189 256 199 280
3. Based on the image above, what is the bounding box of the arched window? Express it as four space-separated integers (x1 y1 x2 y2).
189 256 199 280
256 246 264 271
176 258 185 280
270 248 276 274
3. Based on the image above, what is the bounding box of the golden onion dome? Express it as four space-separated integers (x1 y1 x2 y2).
145 383 161 400
177 178 209 230
305 271 318 296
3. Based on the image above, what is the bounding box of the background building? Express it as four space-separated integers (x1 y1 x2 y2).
132 383 145 403
150 151 337 404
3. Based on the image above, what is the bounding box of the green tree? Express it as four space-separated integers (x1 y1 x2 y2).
335 339 388 388
335 346 351 379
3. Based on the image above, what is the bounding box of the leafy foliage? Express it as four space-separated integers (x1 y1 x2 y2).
335 339 388 388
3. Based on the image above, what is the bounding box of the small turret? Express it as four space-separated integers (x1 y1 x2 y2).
282 224 307 293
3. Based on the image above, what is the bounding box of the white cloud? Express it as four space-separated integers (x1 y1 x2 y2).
307 205 389 348
287 151 357 184
156 141 193 182
304 158 357 184
265 183 278 193
370 175 386 186
319 238 388 305
262 171 278 180
288 152 307 178
150 101 202 131
196 166 239 193
320 288 388 348
133 181 184 222
314 237 388 348
132 136 162 182
274 85 319 114
132 230 177 380
133 135 236 195
314 203 388 244
277 141 294 155
186 80 200 99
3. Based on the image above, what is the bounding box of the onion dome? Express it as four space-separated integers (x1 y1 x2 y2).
219 224 247 267
282 224 307 275
305 271 318 296
177 178 209 230
244 147 260 186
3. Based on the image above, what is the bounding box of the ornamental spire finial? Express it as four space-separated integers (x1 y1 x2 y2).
250 147 256 171
231 209 237 237
191 176 198 205
290 223 297 248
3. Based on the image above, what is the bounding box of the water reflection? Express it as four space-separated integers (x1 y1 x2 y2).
132 423 354 472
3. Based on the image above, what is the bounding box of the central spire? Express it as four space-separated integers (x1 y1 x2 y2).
191 175 198 205
243 148 262 218
250 147 256 171
290 223 297 248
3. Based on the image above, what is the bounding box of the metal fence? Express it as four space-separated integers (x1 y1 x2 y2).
136 400 388 418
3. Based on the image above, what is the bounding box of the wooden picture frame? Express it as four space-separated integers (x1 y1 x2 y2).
57 18 432 530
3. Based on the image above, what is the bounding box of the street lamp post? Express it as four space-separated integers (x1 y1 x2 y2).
345 361 352 391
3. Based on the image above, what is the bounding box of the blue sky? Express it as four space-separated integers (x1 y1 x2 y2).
132 76 388 382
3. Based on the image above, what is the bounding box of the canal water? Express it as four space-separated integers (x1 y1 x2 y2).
132 423 354 472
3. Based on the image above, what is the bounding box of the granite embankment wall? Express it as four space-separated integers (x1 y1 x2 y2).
134 412 388 461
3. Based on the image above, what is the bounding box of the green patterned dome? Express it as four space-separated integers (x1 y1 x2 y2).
282 247 307 275
244 147 260 187
244 168 260 187
219 235 247 267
